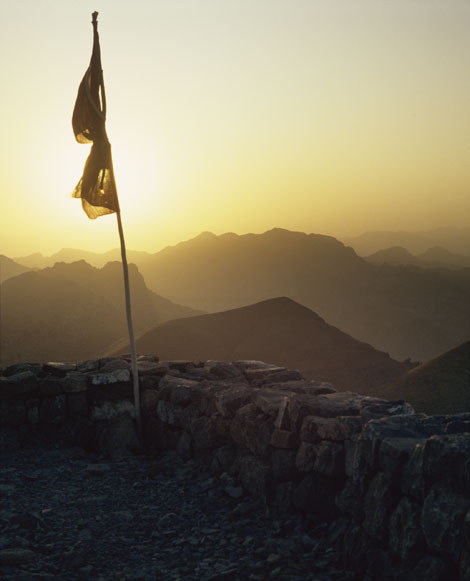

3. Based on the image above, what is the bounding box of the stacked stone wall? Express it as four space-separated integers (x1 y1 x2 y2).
1 357 469 580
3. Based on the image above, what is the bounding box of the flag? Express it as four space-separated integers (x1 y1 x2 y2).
72 12 119 219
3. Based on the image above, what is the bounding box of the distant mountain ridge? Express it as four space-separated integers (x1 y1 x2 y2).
386 341 470 415
365 246 470 270
0 255 32 283
343 226 470 257
0 261 200 366
112 296 415 395
132 228 468 362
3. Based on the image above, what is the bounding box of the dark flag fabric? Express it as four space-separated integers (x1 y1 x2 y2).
72 13 119 219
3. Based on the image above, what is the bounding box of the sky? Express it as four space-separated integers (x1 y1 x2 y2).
0 0 469 257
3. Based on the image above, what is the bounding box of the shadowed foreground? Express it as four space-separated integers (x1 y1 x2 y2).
0 447 349 581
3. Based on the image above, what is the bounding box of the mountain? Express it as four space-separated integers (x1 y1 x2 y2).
112 297 415 395
385 341 470 415
0 255 32 283
0 261 200 366
342 226 470 257
134 228 469 362
13 248 154 270
365 247 425 268
365 246 470 270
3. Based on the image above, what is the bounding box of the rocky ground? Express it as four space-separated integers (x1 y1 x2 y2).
0 446 356 581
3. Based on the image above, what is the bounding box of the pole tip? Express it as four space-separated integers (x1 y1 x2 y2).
92 11 98 24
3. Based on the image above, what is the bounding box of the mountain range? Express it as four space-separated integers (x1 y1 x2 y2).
342 226 470 257
365 246 470 270
112 296 416 395
132 229 469 362
0 261 199 366
0 255 32 283
5 227 469 362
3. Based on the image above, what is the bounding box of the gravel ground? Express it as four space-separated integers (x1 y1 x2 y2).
0 447 355 580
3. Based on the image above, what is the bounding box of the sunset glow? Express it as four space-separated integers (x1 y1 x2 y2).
1 0 469 257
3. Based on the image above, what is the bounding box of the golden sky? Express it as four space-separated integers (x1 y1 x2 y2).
1 0 469 257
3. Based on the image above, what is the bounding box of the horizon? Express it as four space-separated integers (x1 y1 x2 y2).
1 1 469 257
5 223 470 260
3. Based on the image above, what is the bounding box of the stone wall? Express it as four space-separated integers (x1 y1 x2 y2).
1 357 469 580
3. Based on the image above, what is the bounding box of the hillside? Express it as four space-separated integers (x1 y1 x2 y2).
343 226 470 257
365 246 470 270
134 228 469 362
0 255 32 283
0 261 199 366
113 297 415 395
385 341 470 415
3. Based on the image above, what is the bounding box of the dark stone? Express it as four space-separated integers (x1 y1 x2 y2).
176 431 193 460
257 369 304 386
389 496 425 564
39 395 66 423
1 400 27 426
2 362 42 377
379 437 426 482
423 433 470 496
422 485 470 561
189 415 224 449
238 454 271 498
141 389 159 416
137 354 159 363
0 371 38 400
400 441 426 500
210 445 236 474
296 442 317 473
288 392 361 430
215 386 252 418
156 400 189 428
230 403 273 457
272 481 295 516
362 472 393 542
313 441 344 478
209 363 243 380
292 474 338 519
38 376 63 397
413 556 455 581
253 389 292 417
67 393 88 417
136 361 168 377
100 359 130 373
243 366 287 383
43 362 77 375
62 372 88 393
98 414 138 460
271 449 296 482
270 429 298 449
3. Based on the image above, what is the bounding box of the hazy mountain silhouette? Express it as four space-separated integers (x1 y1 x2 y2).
0 261 199 366
385 341 470 415
13 248 154 270
133 228 468 362
343 226 470 257
365 246 470 270
0 255 32 283
112 297 415 394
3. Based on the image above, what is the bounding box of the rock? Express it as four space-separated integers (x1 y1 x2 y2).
0 372 38 400
288 393 361 431
189 415 224 449
158 375 199 406
0 547 36 565
215 386 252 418
362 472 393 543
209 363 243 380
225 485 244 499
137 354 159 363
258 369 304 386
90 369 131 386
39 395 66 423
176 431 193 460
98 415 138 460
141 389 159 416
100 359 130 373
38 376 63 397
379 437 425 482
300 415 362 443
389 496 424 564
312 441 344 478
270 429 298 449
43 362 77 375
238 455 271 498
423 433 470 496
92 400 135 420
67 393 88 417
210 445 236 474
244 366 288 383
156 400 188 428
253 389 292 417
295 442 317 473
0 400 26 426
400 441 426 500
271 449 296 482
422 485 470 561
2 363 42 377
230 404 273 457
62 372 88 393
136 361 168 377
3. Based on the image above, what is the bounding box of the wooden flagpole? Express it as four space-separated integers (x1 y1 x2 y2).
91 11 142 443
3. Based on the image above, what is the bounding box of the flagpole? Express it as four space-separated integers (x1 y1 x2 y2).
115 205 142 444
